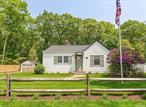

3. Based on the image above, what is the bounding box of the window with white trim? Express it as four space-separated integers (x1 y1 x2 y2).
64 56 69 64
90 55 104 67
54 56 72 64
94 56 100 65
54 56 62 64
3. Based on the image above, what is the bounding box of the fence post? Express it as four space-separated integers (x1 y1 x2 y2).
86 73 90 96
6 74 11 97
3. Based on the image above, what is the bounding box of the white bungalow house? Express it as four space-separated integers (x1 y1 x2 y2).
43 41 110 73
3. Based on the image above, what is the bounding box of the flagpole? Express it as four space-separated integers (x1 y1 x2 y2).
116 0 123 82
118 22 124 81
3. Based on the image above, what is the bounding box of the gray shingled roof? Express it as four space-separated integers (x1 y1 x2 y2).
43 45 89 53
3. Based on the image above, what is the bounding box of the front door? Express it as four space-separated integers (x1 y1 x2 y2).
75 55 83 72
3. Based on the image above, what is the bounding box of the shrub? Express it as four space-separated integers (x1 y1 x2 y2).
34 64 45 74
107 46 144 77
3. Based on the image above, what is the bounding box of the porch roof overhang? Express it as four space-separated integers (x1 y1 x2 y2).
75 52 83 55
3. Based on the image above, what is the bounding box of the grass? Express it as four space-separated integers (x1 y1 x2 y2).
89 73 110 78
0 72 110 78
1 72 146 95
0 99 146 107
0 72 73 78
11 81 86 89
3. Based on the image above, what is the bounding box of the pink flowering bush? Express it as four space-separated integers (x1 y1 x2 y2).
107 46 144 77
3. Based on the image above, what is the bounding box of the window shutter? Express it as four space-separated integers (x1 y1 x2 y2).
100 55 104 67
90 55 94 67
69 56 72 64
54 56 57 64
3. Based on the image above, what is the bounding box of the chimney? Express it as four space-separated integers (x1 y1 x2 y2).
65 39 70 45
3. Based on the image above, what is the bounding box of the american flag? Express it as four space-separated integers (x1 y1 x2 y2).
115 0 121 26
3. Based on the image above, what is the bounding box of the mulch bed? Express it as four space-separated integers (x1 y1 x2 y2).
0 95 144 100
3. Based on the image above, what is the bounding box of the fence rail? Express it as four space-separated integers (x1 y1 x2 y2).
11 78 86 82
91 88 146 92
0 78 5 80
90 78 146 81
0 74 146 97
11 89 86 93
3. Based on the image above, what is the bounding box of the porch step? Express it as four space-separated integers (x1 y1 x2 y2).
74 71 86 75
71 75 86 78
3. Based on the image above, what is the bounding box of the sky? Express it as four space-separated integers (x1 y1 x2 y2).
25 0 146 25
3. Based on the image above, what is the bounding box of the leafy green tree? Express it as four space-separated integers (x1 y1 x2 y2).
26 17 44 62
97 21 118 49
121 20 146 56
79 19 118 48
121 20 146 43
0 1 145 65
0 0 29 64
79 18 101 44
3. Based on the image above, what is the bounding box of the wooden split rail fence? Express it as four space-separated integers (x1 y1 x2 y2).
1 74 146 97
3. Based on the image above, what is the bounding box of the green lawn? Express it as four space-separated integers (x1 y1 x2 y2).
0 72 73 78
0 99 146 107
0 72 146 95
0 72 109 78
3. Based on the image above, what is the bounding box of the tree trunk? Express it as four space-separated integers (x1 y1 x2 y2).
2 36 8 64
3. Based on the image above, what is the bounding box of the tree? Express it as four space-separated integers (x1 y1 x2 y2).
0 1 145 65
26 17 44 62
121 20 146 56
121 20 146 44
97 21 118 49
28 45 38 62
0 0 29 64
79 19 117 48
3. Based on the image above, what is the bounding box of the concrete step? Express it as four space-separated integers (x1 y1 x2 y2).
73 71 86 75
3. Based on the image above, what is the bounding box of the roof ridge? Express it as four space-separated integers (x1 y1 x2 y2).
43 45 89 53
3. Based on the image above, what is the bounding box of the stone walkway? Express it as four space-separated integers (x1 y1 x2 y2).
69 74 86 78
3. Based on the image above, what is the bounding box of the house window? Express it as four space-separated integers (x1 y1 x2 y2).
64 56 69 64
94 56 100 65
54 56 72 64
54 56 62 64
90 55 104 67
57 56 62 64
64 56 72 64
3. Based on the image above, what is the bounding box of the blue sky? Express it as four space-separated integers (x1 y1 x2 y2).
25 0 146 25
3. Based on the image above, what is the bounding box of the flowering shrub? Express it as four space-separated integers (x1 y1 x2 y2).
107 46 144 77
